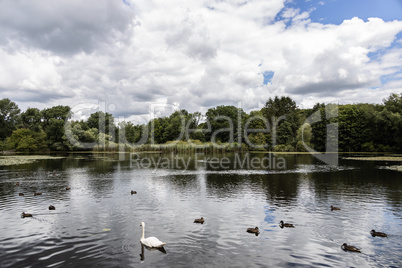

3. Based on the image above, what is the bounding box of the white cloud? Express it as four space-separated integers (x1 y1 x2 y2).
0 0 401 118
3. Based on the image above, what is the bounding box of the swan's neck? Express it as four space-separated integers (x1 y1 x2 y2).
141 224 145 241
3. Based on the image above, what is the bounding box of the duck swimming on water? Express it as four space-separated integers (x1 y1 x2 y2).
247 227 259 235
21 212 33 218
341 243 361 253
370 229 388 237
194 217 205 224
279 220 294 228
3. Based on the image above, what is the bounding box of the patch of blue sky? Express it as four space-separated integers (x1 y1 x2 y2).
381 71 402 85
278 0 402 25
262 71 275 85
368 32 402 62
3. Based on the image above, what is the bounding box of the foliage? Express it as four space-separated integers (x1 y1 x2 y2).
6 129 47 152
18 108 42 131
1 93 401 153
0 98 20 140
205 105 246 143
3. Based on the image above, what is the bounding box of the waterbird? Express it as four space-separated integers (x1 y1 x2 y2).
140 222 166 248
21 212 33 218
341 243 361 253
19 193 24 196
247 227 259 234
370 229 388 237
131 190 137 194
66 187 71 190
194 217 205 224
331 206 341 211
34 192 42 196
279 220 294 228
49 205 55 210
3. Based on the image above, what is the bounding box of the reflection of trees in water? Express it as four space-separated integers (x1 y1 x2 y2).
204 174 249 199
163 175 198 192
203 172 300 206
258 174 299 206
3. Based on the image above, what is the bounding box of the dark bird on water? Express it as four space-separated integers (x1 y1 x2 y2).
247 227 260 235
331 206 341 211
34 192 42 196
21 212 33 218
19 193 24 196
370 229 388 237
194 217 205 224
49 205 56 210
341 243 361 253
279 220 294 228
66 187 71 190
131 190 137 194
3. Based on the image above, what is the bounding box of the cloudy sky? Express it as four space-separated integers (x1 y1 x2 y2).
0 0 401 122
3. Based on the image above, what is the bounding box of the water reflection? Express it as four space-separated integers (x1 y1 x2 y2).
0 153 401 267
140 244 167 261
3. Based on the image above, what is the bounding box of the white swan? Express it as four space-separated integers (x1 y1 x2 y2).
140 222 166 248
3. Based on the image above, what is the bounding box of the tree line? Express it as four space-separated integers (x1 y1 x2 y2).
0 93 401 153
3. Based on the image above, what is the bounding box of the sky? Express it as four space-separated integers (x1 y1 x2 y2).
0 0 401 123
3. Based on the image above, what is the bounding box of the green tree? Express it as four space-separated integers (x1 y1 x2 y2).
244 110 270 149
6 128 47 152
295 123 313 151
40 106 72 150
19 107 41 131
205 105 245 143
87 111 115 136
262 96 299 147
383 93 402 114
309 103 327 152
0 98 20 140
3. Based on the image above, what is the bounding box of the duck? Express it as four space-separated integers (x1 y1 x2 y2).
279 220 294 228
331 206 341 211
370 229 388 237
341 243 361 253
66 187 71 191
140 222 166 248
49 205 56 210
131 190 137 195
247 227 260 234
21 212 33 218
19 193 24 196
34 192 42 196
194 217 205 224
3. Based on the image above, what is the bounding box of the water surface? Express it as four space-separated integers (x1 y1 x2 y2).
0 153 401 267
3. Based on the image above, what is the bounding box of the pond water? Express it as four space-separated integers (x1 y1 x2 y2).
0 152 401 267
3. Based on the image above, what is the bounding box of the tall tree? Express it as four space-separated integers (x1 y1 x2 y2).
41 106 72 150
262 96 298 147
383 93 402 114
0 98 20 140
19 107 42 131
87 111 115 136
205 105 245 143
